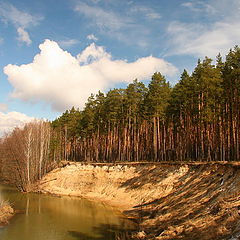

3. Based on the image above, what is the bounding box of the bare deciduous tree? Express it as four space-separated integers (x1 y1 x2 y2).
0 120 55 191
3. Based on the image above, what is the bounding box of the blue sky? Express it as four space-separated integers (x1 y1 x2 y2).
0 0 240 134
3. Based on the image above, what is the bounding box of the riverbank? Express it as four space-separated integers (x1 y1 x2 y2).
38 162 240 239
0 201 14 226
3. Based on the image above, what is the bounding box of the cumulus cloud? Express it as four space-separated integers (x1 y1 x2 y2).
167 0 240 58
77 43 110 64
87 34 98 41
0 2 43 45
17 27 32 45
4 39 177 112
0 111 34 137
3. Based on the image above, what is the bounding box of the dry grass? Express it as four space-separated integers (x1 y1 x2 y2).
0 200 10 208
0 199 14 225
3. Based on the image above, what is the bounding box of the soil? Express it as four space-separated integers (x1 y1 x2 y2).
38 162 240 240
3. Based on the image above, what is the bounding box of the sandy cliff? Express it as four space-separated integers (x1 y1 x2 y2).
39 162 240 240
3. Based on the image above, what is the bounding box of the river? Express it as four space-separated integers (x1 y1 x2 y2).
0 184 136 240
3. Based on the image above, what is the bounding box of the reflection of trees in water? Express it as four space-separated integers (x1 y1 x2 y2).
68 223 136 240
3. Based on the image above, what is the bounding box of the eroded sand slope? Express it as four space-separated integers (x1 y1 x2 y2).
39 162 240 240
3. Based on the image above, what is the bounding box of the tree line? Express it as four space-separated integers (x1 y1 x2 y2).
0 46 239 191
52 46 240 163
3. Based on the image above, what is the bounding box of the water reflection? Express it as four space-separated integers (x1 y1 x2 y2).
69 223 134 240
0 185 136 240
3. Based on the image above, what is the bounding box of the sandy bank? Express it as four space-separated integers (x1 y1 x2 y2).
39 162 240 239
39 162 187 209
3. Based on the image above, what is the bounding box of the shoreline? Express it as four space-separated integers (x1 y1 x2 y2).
38 162 166 210
38 162 240 239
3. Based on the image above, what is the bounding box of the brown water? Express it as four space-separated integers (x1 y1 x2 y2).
0 184 135 240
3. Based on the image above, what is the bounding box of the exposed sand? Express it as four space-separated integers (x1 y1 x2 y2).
39 162 240 239
39 162 188 209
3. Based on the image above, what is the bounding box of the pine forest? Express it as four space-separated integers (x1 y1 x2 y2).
51 47 240 163
0 46 240 190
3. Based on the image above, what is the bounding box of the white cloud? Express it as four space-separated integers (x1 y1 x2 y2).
167 0 240 58
17 27 32 45
0 111 34 137
167 20 240 58
0 2 43 28
181 1 217 15
0 2 43 45
74 2 153 47
4 39 177 112
0 103 8 112
87 34 98 41
130 6 161 20
74 2 128 31
77 43 110 64
58 39 80 48
146 12 161 20
91 0 101 4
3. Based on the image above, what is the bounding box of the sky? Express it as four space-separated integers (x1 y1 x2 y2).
0 0 240 135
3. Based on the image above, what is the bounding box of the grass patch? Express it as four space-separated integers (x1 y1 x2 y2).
0 200 10 209
0 199 14 225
